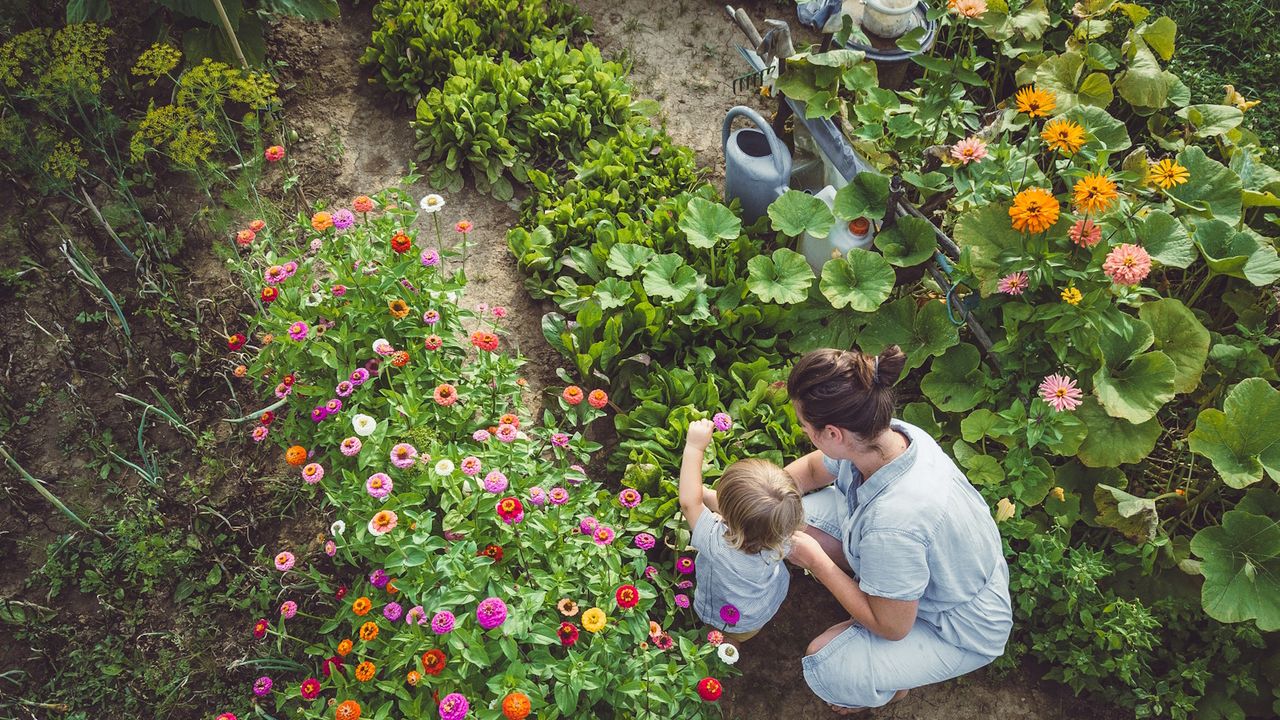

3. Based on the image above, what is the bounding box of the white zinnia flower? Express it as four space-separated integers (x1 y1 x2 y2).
330 520 346 536
419 194 445 213
352 413 377 437
717 643 740 665
435 458 455 476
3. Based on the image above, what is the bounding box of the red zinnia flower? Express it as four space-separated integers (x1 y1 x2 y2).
320 655 345 678
697 677 722 701
259 411 275 426
557 622 580 646
391 232 411 254
478 544 504 562
252 618 269 639
264 145 285 162
335 584 348 600
283 373 297 387
299 677 321 699
562 386 584 405
421 649 447 676
227 333 246 351
248 219 266 233
260 286 278 303
587 389 608 409
236 229 255 247
424 335 443 351
470 331 499 352
496 497 524 524
615 584 639 610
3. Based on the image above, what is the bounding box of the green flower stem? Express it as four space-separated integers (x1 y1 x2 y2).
1 446 108 541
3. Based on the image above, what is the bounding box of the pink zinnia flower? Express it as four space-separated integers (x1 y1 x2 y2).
273 551 295 572
368 509 398 535
301 462 324 484
492 306 507 319
634 532 656 550
423 309 440 325
350 368 371 386
439 693 469 720
288 321 308 341
997 271 1029 295
579 516 598 535
280 600 298 619
340 437 362 456
406 606 427 625
460 456 482 476
366 472 393 499
1068 217 1102 247
252 426 269 443
483 470 508 493
420 248 441 267
593 526 616 546
712 413 732 432
618 488 642 508
390 443 418 469
475 597 507 630
472 429 491 442
332 284 347 296
324 540 336 556
383 602 403 622
548 487 569 505
950 136 989 164
529 486 547 506
674 593 690 608
333 209 355 230
707 630 725 646
336 380 354 397
1038 374 1084 412
455 220 473 234
1102 243 1152 286
550 432 570 448
496 424 518 443
431 610 455 634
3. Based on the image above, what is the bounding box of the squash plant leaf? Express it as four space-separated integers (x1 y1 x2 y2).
818 248 894 312
832 171 891 221
1188 378 1280 489
1075 396 1162 467
874 216 936 267
1092 351 1176 423
747 249 814 305
768 190 834 238
679 197 741 249
1140 298 1209 394
607 244 655 277
1191 508 1280 631
1094 483 1159 543
642 253 699 302
921 343 988 412
1136 210 1195 268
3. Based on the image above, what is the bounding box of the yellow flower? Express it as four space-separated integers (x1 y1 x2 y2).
1050 487 1066 503
581 607 607 633
1014 85 1056 118
1061 287 1082 305
1009 187 1060 234
131 43 181 85
1073 173 1119 214
1040 118 1085 154
1223 84 1259 112
1149 158 1189 189
995 498 1016 522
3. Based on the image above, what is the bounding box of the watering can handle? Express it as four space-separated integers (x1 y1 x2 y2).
722 106 792 186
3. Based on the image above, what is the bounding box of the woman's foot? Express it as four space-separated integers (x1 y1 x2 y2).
827 689 909 715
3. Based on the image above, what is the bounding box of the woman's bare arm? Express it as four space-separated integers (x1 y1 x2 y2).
785 449 837 495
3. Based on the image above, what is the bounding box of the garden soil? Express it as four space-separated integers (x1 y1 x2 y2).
269 1 1123 717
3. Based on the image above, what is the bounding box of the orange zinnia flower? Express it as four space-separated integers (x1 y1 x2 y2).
1014 85 1056 117
388 299 410 319
335 700 361 720
311 211 333 232
1008 187 1060 234
391 350 409 367
354 661 376 682
285 445 307 466
434 383 457 406
352 596 372 616
502 692 532 720
1149 158 1190 189
353 195 374 213
359 621 379 642
336 638 353 656
1040 118 1085 154
1073 173 1118 214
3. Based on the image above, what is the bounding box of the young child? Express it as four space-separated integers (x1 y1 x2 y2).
680 418 804 642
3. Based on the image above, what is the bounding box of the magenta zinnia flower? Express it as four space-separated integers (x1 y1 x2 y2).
299 677 321 699
634 532 656 550
438 693 469 720
676 556 695 575
310 406 328 423
431 610 455 634
674 593 690 608
997 271 1029 295
332 209 355 230
550 432 570 447
712 412 733 432
366 472 393 500
349 368 370 386
476 597 508 630
252 676 273 696
720 603 740 625
288 321 309 341
950 136 989 164
336 380 354 397
1102 243 1152 286
383 602 403 622
1038 374 1084 412
369 569 389 589
579 516 598 535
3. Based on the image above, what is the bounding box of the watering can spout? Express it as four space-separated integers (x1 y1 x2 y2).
722 106 792 224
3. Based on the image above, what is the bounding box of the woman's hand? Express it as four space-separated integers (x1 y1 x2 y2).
685 419 715 452
787 530 830 571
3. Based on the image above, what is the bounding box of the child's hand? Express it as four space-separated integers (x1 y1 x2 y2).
685 419 715 452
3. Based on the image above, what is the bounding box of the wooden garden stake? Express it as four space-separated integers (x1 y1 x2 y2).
210 0 250 69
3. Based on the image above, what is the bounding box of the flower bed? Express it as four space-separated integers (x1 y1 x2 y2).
218 179 738 719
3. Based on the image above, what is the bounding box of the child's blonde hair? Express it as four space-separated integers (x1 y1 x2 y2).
716 459 804 555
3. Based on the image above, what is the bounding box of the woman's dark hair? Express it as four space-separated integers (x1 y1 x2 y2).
786 346 907 438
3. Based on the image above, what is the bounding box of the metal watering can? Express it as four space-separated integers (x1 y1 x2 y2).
723 106 792 224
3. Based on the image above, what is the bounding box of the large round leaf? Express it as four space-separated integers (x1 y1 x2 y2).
1188 378 1280 488
746 248 815 304
1095 310 1154 366
1139 298 1209 394
608 243 655 277
1194 219 1258 278
1075 396 1162 467
921 343 988 412
832 172 890 221
642 253 698 302
859 298 959 376
1176 104 1245 140
1168 146 1242 225
818 248 894 311
679 197 741 249
1191 509 1280 631
952 203 1038 296
1093 351 1177 423
1063 104 1131 151
874 216 937 267
1136 210 1194 269
768 190 835 238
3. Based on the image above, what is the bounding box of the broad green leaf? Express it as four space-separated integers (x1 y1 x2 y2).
1048 412 1089 457
1137 210 1194 268
1169 146 1242 225
1094 484 1159 542
901 402 942 439
964 454 1006 486
1137 16 1178 60
67 0 111 22
156 0 241 27
807 48 866 67
1191 222 1280 286
860 298 959 375
1063 105 1130 152
592 277 634 311
1034 51 1085 112
679 198 741 249
961 409 1001 444
746 249 815 304
768 190 835 238
260 0 339 20
1010 0 1050 39
921 343 987 412
874 216 936 267
607 244 655 277
1013 456 1056 506
1176 104 1245 140
1076 397 1162 467
1191 509 1280 631
1095 310 1154 366
1093 351 1176 423
832 172 891 221
953 203 1038 296
818 248 894 312
1139 298 1209 394
641 254 698 302
1115 44 1170 112
1188 378 1280 488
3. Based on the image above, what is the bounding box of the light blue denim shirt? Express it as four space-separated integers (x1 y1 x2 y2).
690 511 790 633
822 420 1012 658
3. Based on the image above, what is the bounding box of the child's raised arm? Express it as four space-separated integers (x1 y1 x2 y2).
679 419 716 530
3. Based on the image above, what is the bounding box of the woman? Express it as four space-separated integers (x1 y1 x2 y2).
783 346 1012 713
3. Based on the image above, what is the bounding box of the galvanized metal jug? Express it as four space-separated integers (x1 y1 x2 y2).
722 106 792 224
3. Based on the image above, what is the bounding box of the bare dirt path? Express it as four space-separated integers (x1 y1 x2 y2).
269 1 1120 717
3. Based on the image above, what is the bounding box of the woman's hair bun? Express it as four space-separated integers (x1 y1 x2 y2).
874 345 907 387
